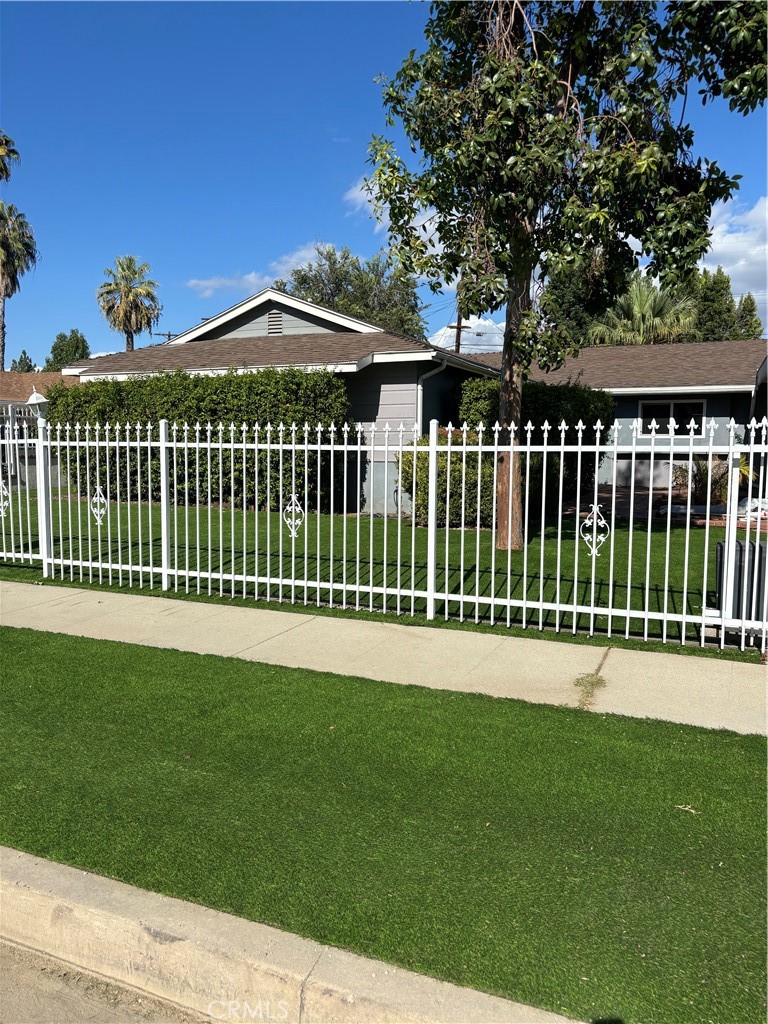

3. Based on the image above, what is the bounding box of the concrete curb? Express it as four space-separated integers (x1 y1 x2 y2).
1 848 580 1024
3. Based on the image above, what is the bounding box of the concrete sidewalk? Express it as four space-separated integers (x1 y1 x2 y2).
1 580 765 734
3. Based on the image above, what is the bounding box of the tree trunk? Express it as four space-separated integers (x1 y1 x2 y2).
125 330 134 352
0 296 5 372
496 271 532 550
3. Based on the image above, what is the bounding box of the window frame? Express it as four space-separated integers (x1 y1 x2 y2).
638 398 707 437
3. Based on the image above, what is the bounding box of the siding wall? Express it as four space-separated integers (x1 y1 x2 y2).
200 300 356 341
597 391 754 485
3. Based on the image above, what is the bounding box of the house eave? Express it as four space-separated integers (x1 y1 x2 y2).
606 384 755 396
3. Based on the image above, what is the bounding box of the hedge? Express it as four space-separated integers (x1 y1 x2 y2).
403 379 616 528
45 369 352 511
459 377 615 437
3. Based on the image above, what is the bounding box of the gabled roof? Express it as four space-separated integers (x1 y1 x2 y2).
0 372 79 402
166 287 386 345
472 338 767 393
65 332 498 380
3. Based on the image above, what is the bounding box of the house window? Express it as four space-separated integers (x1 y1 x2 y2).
639 400 705 436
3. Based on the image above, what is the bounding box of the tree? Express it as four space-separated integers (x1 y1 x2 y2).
9 349 34 372
540 255 629 346
735 292 763 339
696 266 737 342
368 1 765 547
0 131 20 182
43 329 90 371
588 273 696 345
97 256 161 352
274 243 426 338
0 203 38 372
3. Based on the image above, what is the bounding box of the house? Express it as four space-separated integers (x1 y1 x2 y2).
62 288 497 510
472 338 767 483
0 371 79 417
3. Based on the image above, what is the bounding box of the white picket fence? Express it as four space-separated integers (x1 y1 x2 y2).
1 415 767 651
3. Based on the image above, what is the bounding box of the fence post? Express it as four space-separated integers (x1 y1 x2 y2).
158 419 172 591
426 418 439 620
722 451 742 626
35 417 52 578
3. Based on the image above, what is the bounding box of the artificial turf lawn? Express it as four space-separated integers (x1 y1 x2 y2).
2 627 765 1023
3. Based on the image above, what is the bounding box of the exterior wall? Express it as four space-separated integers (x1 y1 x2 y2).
598 391 754 485
201 300 354 341
345 362 480 513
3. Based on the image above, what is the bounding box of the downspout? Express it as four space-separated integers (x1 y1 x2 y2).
417 357 448 435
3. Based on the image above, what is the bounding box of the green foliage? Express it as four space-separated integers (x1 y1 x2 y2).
0 201 38 371
540 255 627 346
696 266 738 342
588 272 696 345
735 291 764 338
97 256 161 352
274 243 426 339
0 131 20 182
459 377 615 433
9 349 34 372
402 428 496 528
368 0 765 395
45 369 353 511
43 329 90 371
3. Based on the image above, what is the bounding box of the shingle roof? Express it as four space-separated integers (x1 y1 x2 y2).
468 338 767 389
0 372 79 402
68 332 441 377
66 332 497 379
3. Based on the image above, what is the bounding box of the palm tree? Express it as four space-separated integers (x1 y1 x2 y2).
0 203 38 371
588 274 695 346
0 132 20 182
97 256 161 352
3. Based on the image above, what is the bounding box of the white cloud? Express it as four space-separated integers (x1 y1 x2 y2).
430 315 505 354
186 243 321 299
702 196 767 326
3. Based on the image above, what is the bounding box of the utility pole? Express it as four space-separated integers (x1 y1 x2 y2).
154 331 177 343
452 312 463 353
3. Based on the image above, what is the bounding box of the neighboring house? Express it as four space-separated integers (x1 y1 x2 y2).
62 288 496 510
0 372 79 488
473 338 768 484
0 371 78 418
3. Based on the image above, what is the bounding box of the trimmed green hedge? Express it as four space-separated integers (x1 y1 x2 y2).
459 377 615 436
45 370 352 511
45 367 350 429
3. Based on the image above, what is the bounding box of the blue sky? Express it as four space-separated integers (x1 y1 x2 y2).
1 1 766 366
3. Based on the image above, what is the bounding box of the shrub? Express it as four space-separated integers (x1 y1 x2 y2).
459 377 615 436
45 369 352 511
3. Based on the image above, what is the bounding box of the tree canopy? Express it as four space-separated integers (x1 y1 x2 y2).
588 273 695 345
43 329 90 372
0 203 38 372
368 0 765 545
274 243 426 339
97 256 161 353
9 349 34 372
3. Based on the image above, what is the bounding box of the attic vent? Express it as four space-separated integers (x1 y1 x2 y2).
267 309 283 335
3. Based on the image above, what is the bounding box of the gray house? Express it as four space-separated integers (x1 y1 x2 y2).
474 338 767 483
63 288 496 509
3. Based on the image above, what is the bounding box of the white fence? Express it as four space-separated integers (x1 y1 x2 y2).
1 416 767 652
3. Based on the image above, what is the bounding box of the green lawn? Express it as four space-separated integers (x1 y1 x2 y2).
2 491 738 645
2 626 765 1024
